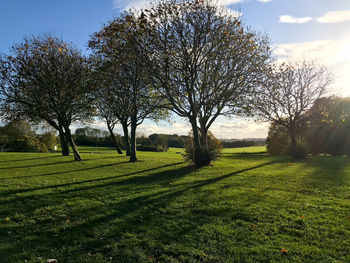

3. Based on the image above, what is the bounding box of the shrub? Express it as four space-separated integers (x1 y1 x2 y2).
137 145 167 152
266 123 289 155
7 135 48 153
184 131 222 166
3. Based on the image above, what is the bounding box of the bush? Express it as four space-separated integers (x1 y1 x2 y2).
40 132 57 150
2 120 48 152
7 135 48 153
137 145 167 152
266 124 289 155
184 131 222 166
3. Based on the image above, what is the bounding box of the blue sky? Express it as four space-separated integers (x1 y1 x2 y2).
1 0 350 138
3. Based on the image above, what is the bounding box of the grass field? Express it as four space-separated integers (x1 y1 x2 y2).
1 146 350 262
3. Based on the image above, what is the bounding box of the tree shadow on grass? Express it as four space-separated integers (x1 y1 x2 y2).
296 156 350 194
0 162 185 197
0 160 76 170
0 154 63 163
0 159 283 262
0 155 125 170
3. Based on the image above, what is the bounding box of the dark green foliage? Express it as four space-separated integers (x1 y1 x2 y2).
266 97 350 157
266 121 307 157
184 131 222 166
0 120 48 152
0 34 95 160
40 132 57 150
306 97 350 155
149 134 186 148
137 145 166 152
137 134 169 152
221 140 256 148
74 126 123 148
266 123 289 155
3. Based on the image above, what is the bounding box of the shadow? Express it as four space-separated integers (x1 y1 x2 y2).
0 159 277 262
0 152 302 263
296 156 350 191
186 160 283 190
0 162 185 197
0 160 76 170
0 155 62 163
0 155 126 170
221 152 267 155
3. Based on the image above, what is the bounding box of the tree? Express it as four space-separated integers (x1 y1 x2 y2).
253 61 332 158
306 96 350 155
144 0 271 166
0 35 94 160
94 85 123 154
1 119 47 152
89 12 167 162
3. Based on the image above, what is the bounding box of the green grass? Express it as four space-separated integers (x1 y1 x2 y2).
1 146 350 262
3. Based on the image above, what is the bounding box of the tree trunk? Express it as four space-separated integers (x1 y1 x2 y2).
289 127 304 159
59 128 69 156
199 122 208 149
107 123 123 154
64 126 82 161
129 122 137 162
190 117 210 167
121 122 131 156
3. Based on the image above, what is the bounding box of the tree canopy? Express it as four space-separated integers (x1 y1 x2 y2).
143 0 271 166
0 35 95 160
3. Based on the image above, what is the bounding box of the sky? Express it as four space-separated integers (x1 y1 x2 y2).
1 0 349 139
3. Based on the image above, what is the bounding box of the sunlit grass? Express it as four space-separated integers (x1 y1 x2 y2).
0 146 349 262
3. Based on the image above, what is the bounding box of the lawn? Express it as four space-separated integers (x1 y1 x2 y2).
1 146 350 262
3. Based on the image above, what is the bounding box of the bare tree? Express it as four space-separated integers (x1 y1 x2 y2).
0 35 94 161
144 0 271 166
252 60 333 158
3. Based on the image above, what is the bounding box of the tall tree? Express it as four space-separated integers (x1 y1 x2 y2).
95 86 123 154
305 96 350 155
144 0 271 166
0 35 94 160
89 56 131 156
89 12 167 162
252 60 333 158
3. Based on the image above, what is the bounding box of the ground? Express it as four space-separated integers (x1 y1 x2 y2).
0 147 350 263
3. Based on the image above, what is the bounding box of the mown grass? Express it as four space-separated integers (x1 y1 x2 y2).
1 146 350 262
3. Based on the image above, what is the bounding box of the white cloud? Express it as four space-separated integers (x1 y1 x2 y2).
316 10 350 23
274 38 350 66
113 0 153 11
274 38 350 97
257 0 271 3
113 0 243 11
279 15 313 24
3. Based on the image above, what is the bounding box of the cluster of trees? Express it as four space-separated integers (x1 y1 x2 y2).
267 96 350 156
0 0 334 166
0 120 56 152
73 126 123 148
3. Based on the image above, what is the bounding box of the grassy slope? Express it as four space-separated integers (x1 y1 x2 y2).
0 146 350 263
